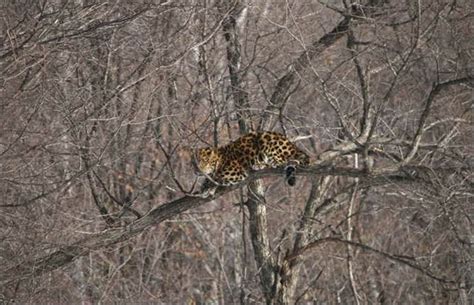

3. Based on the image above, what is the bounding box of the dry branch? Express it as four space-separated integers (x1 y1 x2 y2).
258 8 353 130
286 237 459 286
0 162 453 287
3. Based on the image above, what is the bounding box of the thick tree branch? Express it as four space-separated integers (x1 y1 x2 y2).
0 162 457 287
251 8 360 302
221 0 250 133
0 191 214 287
220 2 277 302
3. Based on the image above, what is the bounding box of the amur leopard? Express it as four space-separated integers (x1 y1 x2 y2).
193 131 310 188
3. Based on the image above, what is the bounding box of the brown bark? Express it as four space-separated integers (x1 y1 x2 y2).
0 162 443 287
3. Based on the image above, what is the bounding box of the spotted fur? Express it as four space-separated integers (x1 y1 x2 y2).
194 131 309 187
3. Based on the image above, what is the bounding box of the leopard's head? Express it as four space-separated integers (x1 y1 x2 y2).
193 147 220 175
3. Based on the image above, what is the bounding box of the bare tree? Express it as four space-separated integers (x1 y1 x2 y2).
1 0 472 304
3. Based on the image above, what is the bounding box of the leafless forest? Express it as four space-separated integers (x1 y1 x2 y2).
0 0 473 304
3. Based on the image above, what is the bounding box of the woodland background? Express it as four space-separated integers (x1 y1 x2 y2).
0 0 473 304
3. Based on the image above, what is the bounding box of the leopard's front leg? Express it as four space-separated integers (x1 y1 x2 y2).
198 161 248 197
216 160 248 186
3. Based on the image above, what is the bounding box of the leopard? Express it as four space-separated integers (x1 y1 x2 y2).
193 131 310 190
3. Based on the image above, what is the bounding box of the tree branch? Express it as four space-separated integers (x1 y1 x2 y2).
1 161 459 287
403 76 474 164
286 237 458 286
259 10 353 130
